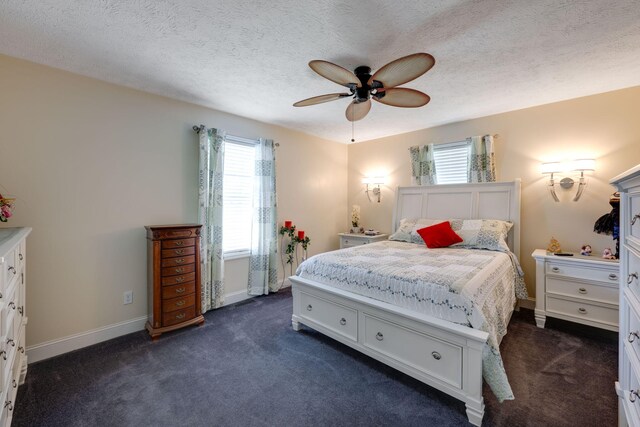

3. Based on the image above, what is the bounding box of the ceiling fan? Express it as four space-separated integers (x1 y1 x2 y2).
293 53 435 122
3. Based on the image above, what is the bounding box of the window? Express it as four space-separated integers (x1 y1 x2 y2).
433 140 470 184
222 136 257 255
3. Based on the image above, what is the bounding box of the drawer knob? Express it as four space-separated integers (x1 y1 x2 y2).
176 313 186 320
175 258 185 264
175 241 184 246
175 249 185 255
578 288 587 294
631 390 640 403
339 318 346 326
18 253 23 261
4 401 12 411
8 266 16 275
578 307 587 315
632 214 640 226
175 300 186 307
375 332 384 341
629 331 640 343
175 268 184 273
175 287 186 294
609 273 618 280
551 267 560 272
629 272 639 285
432 351 442 360
306 304 313 311
175 277 184 283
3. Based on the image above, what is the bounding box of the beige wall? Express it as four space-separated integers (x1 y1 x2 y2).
0 54 347 347
348 87 640 296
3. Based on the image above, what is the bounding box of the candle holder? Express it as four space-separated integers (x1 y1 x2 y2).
279 222 311 286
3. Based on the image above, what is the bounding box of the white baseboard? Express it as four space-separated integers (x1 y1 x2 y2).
223 289 254 305
519 297 536 310
26 315 148 364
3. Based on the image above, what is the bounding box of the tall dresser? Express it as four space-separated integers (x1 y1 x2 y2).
0 227 31 426
145 225 204 339
611 165 640 427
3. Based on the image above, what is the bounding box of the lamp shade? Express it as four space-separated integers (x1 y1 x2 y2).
541 162 562 174
572 159 595 171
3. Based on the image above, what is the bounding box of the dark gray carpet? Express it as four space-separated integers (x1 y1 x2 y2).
14 289 617 426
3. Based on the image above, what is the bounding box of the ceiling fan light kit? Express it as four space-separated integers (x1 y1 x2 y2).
293 53 435 125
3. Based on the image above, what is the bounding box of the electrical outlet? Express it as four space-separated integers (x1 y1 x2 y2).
123 290 133 305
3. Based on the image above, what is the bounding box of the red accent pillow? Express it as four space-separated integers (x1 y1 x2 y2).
416 221 463 248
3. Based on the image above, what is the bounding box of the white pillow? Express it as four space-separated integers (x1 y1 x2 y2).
389 218 443 243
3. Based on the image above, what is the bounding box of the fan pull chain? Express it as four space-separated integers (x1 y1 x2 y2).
351 106 355 143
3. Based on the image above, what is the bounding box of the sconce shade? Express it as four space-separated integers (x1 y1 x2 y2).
541 162 562 174
572 159 595 171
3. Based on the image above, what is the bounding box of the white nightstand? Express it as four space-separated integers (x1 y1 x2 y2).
339 233 388 249
532 249 619 331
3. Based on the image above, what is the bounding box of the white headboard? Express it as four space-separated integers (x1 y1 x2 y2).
392 180 522 259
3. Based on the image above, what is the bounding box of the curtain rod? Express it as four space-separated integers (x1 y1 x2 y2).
192 124 280 147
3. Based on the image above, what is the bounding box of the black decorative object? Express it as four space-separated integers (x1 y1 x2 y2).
593 192 620 259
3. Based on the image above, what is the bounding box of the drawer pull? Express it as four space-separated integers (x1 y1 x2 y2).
175 300 186 307
631 390 640 402
632 214 640 226
175 277 184 283
577 307 587 315
8 302 15 310
19 253 23 261
175 258 185 264
577 288 587 294
306 304 313 311
4 401 12 411
8 266 16 275
175 249 185 255
0 351 6 361
18 346 24 354
629 272 639 285
629 332 640 343
375 332 384 341
18 306 23 315
431 351 442 360
551 267 560 272
344 240 349 244
175 268 184 273
12 379 16 389
7 339 15 347
608 273 618 280
175 287 186 294
175 241 184 246
339 318 346 326
175 313 186 320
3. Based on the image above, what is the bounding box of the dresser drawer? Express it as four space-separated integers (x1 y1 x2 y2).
161 272 196 286
162 294 195 313
546 261 619 284
156 229 198 239
162 282 196 300
161 238 195 250
627 250 640 301
363 313 462 389
161 255 195 268
161 263 196 277
626 296 640 363
163 306 196 327
622 356 640 423
630 192 640 241
546 277 618 305
161 246 196 259
546 296 618 327
299 292 357 342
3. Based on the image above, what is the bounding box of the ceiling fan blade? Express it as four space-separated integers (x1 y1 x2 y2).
309 60 361 88
293 93 351 107
374 88 431 108
345 99 371 122
368 53 435 88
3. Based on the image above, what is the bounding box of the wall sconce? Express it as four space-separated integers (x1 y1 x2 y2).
363 176 385 203
541 159 595 202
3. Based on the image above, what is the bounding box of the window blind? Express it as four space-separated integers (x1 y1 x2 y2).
223 140 256 254
433 141 470 184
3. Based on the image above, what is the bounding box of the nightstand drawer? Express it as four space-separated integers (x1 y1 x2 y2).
546 277 618 305
546 262 619 284
341 238 364 248
546 296 618 327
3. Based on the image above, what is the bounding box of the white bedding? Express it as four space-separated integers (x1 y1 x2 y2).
295 240 527 402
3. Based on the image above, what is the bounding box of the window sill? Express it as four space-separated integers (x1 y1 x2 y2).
224 251 251 261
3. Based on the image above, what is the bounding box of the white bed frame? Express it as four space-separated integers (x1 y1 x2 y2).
290 180 521 426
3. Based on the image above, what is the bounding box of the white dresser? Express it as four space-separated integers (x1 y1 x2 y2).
532 249 619 331
338 233 388 249
611 165 640 427
0 228 31 426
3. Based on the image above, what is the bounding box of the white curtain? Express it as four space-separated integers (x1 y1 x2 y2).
468 135 496 183
247 139 278 296
409 144 437 185
198 128 225 312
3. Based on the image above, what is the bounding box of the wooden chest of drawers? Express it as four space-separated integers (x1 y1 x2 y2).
145 225 204 339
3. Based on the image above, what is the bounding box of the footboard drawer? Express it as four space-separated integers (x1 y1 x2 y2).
299 292 358 342
363 313 463 388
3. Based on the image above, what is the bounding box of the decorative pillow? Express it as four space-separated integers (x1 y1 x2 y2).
416 222 463 248
449 219 513 252
389 218 441 243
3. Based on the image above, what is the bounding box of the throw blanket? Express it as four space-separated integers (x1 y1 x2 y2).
295 240 527 402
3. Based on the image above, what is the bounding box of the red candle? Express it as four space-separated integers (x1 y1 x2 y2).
284 220 292 228
298 230 305 240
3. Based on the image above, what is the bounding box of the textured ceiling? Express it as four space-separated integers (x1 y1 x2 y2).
1 1 640 143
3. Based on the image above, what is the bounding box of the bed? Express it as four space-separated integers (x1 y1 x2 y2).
289 180 522 426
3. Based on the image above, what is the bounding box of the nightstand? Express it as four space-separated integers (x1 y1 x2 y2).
532 249 619 331
339 233 388 249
